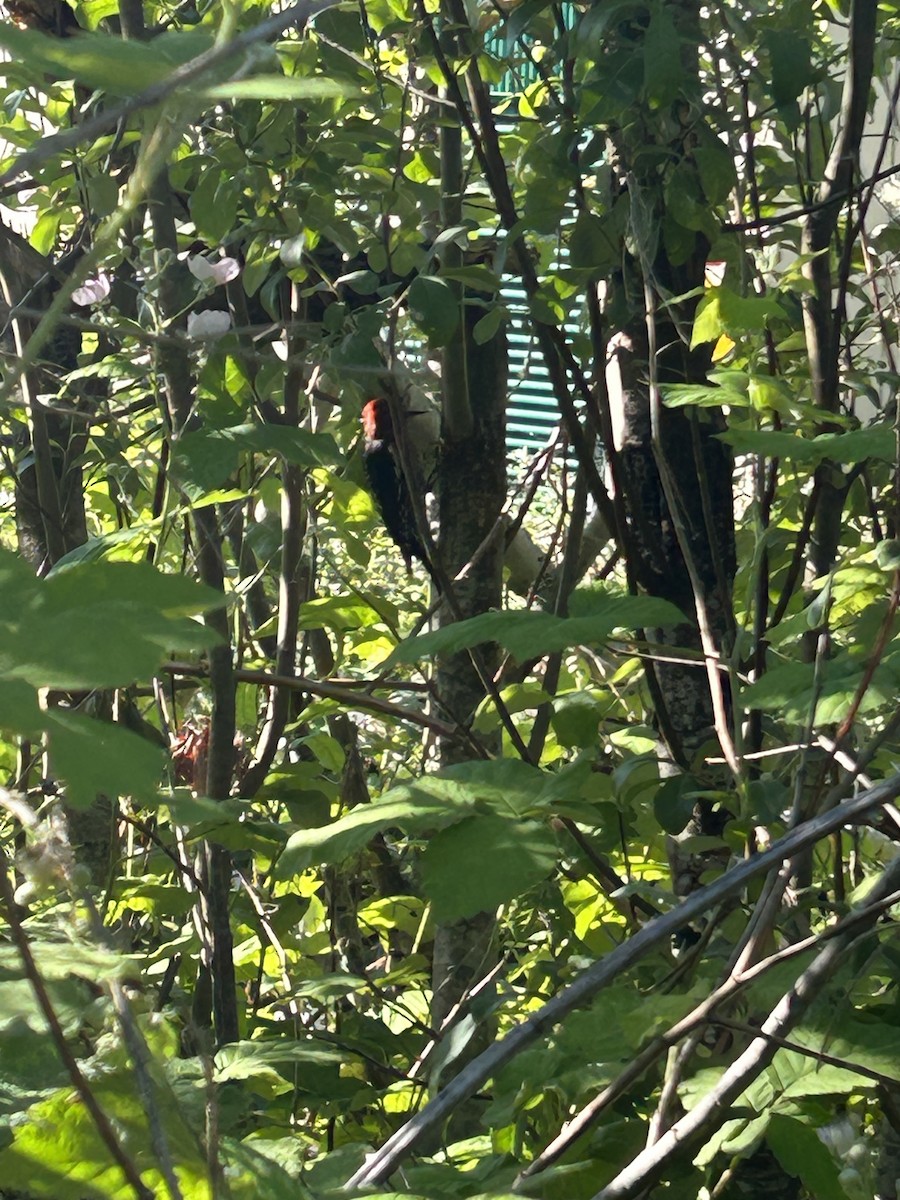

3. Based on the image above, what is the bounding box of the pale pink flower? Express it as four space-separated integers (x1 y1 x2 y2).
187 254 241 286
72 273 111 306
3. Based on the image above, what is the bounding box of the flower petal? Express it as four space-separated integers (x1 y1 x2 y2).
72 273 111 306
187 310 232 339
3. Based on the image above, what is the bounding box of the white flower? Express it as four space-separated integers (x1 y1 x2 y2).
818 1116 857 1159
187 310 232 339
72 273 111 306
187 254 241 285
837 1167 865 1199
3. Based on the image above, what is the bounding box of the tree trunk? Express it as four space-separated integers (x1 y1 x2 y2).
431 304 507 1044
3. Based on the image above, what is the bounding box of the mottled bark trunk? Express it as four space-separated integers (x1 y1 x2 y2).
604 0 736 861
0 224 87 573
613 294 735 894
0 225 115 886
431 306 507 1040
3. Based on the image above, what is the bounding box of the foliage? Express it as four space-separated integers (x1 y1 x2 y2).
0 0 898 1197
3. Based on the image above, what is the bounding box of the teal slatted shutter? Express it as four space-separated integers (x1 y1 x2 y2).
487 5 583 453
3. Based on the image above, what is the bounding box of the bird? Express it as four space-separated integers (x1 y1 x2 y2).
360 397 431 575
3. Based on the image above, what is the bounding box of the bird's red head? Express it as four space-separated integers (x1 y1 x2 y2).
361 397 392 442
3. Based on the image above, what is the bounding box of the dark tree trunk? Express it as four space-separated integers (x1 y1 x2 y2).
431 304 507 1038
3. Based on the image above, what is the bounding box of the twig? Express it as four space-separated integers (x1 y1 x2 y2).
159 661 463 740
240 333 307 797
715 1016 900 1090
642 279 740 777
721 158 900 233
343 769 900 1189
517 885 900 1182
590 854 900 1199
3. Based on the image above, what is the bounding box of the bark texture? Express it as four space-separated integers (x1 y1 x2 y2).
431 304 507 1038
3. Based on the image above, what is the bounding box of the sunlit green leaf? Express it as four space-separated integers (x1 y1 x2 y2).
0 25 214 96
276 791 475 874
719 424 894 463
204 75 361 101
387 593 684 665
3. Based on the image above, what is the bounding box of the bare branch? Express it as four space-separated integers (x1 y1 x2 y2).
160 662 464 741
344 770 900 1189
591 853 900 1199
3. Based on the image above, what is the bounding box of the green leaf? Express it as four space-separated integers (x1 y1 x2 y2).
694 137 737 205
222 1139 310 1200
550 691 604 749
162 792 245 828
291 974 369 1002
719 425 894 464
0 1064 208 1200
659 382 749 409
506 0 553 39
45 710 164 807
692 287 785 347
420 813 558 920
0 1024 67 1116
404 150 439 182
216 1039 348 1085
45 558 225 616
0 680 43 735
297 594 388 632
653 775 698 834
643 4 683 108
568 205 627 272
439 265 501 293
30 208 63 256
769 1045 873 1100
741 659 890 725
72 0 122 30
204 75 361 101
746 777 789 824
407 276 459 346
763 31 816 109
0 550 40 622
248 426 343 467
173 424 340 493
875 538 900 570
386 592 684 665
190 166 225 244
0 941 130 982
438 759 548 816
49 526 157 569
276 790 475 874
472 305 506 344
0 25 214 97
0 555 222 691
792 1018 900 1085
0 978 93 1037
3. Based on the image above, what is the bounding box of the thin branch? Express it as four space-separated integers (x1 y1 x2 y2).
343 769 900 1189
159 662 464 740
240 331 307 797
591 853 900 1199
643 279 740 777
715 1017 900 1090
721 158 900 233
